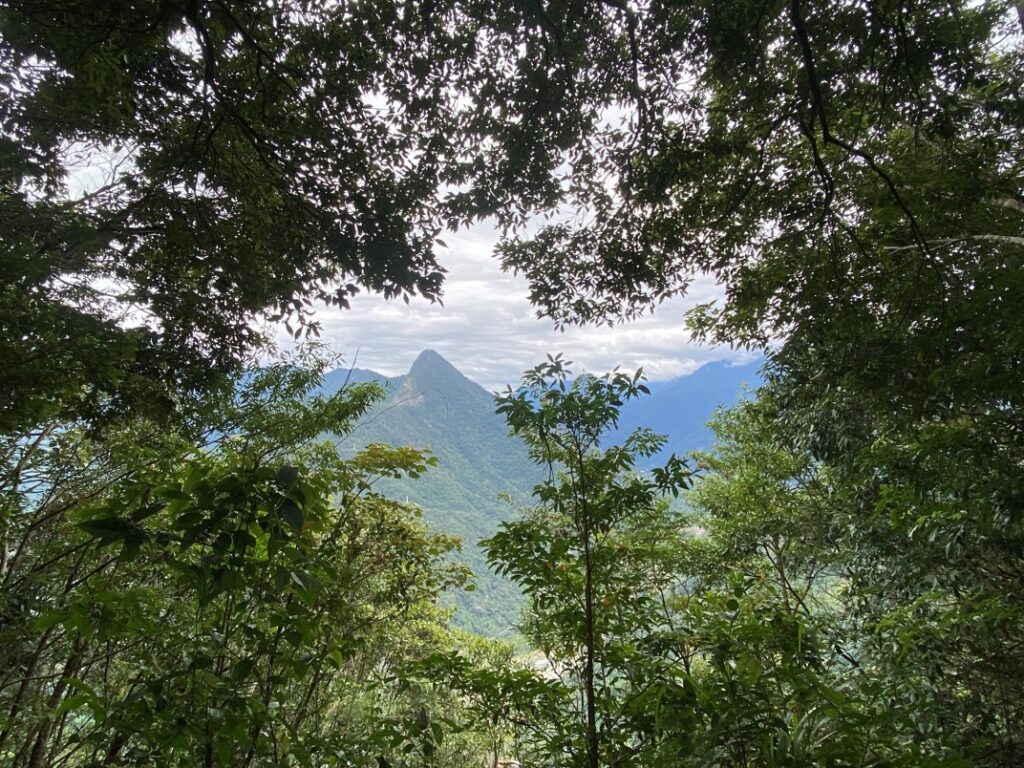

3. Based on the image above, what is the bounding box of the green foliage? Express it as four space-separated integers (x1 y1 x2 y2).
679 403 890 766
461 0 1023 340
451 3 1024 763
677 398 1024 766
0 361 501 767
4 2 1023 765
480 368 1010 767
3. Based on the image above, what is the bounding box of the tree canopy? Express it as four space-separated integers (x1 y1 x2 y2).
1 0 463 429
0 358 517 767
6 0 1020 433
3 1 1024 765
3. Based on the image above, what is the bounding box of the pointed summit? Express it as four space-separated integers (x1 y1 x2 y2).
405 349 475 393
409 348 457 375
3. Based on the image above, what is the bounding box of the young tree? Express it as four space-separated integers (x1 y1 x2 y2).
485 358 692 768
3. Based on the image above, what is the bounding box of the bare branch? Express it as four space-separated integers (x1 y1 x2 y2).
884 234 1024 250
986 196 1024 215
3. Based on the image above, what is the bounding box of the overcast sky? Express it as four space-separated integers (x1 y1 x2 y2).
274 221 756 390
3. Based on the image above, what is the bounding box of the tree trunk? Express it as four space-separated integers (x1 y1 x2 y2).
581 510 599 768
26 640 84 768
0 626 55 755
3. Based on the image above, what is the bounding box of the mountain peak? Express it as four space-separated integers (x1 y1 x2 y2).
412 348 447 364
402 349 493 407
409 349 458 376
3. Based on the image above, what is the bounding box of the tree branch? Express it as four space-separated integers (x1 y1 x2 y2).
884 234 1024 250
789 0 932 256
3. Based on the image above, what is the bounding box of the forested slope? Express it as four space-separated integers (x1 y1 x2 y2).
327 351 541 634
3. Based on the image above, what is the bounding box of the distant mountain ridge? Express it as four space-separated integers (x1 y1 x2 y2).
320 351 763 635
610 359 763 466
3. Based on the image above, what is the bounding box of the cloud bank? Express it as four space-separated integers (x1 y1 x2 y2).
276 222 755 390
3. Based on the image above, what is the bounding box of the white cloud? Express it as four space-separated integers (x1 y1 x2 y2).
275 222 753 389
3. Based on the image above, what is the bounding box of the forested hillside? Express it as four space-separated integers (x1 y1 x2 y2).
329 350 541 635
3 1 1023 767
